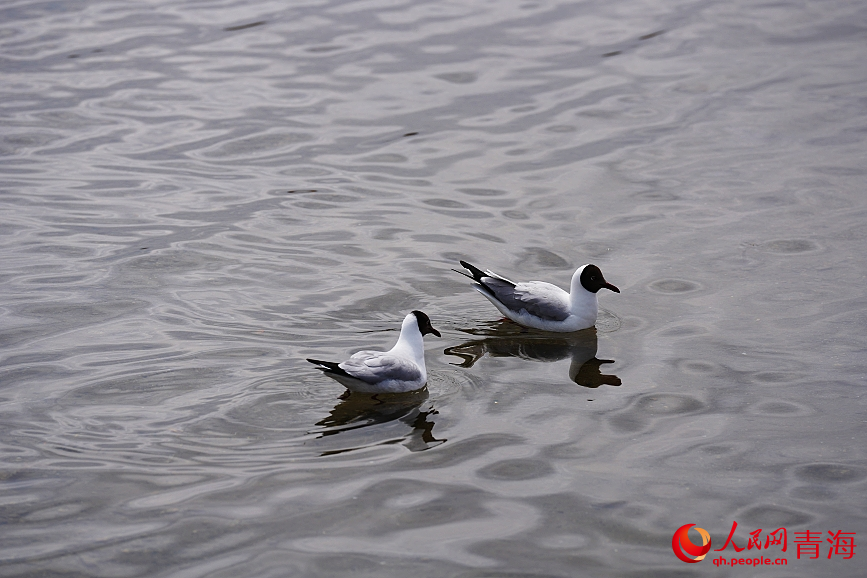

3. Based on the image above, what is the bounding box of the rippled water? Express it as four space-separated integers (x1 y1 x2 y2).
2 0 866 576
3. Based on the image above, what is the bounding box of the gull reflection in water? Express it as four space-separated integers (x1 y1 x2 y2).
444 321 621 388
315 389 446 454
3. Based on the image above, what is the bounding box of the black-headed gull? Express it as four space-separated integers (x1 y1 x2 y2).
307 310 441 394
456 260 619 332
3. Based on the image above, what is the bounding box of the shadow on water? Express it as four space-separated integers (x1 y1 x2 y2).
314 389 446 454
444 322 621 389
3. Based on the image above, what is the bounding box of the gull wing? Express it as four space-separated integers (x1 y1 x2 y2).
482 279 571 321
340 353 423 384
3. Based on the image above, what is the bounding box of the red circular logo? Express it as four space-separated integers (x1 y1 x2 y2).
672 524 712 563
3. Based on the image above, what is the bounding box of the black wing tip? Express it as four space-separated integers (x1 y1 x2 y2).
459 259 482 274
458 259 516 291
307 358 353 377
457 259 486 282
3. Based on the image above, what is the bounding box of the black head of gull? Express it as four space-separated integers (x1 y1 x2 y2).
579 264 620 294
412 310 441 337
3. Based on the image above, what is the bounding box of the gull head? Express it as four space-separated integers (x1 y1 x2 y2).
411 310 441 337
578 264 619 294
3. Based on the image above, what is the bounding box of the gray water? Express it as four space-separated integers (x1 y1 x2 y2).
1 0 865 576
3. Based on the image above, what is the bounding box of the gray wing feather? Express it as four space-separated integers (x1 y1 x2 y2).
482 279 570 321
340 354 422 383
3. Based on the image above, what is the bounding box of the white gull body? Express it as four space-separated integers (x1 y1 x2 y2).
457 261 619 332
307 311 440 394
